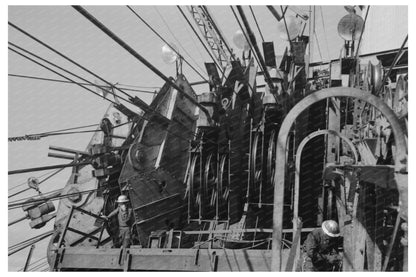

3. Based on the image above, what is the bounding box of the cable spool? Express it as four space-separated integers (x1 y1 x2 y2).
250 131 263 204
127 142 145 171
61 182 95 208
372 62 383 93
266 130 277 187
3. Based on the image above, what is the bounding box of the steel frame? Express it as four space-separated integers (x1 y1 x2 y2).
271 87 408 271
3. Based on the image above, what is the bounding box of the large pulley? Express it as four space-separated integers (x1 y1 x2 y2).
216 153 230 219
266 129 277 187
187 153 200 219
250 130 263 206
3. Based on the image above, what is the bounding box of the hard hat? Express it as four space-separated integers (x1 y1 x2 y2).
116 195 129 203
322 220 340 237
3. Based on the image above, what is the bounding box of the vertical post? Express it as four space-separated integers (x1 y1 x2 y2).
58 205 75 248
23 245 35 272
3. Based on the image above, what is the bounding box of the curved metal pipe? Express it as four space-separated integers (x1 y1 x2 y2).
271 87 407 271
293 129 359 233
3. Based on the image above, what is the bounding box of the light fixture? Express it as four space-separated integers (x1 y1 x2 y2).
277 15 302 41
233 30 250 51
161 43 179 64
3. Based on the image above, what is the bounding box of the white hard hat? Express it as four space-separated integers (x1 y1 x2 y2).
116 195 129 203
322 220 340 237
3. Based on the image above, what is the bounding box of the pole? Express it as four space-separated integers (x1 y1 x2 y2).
23 245 35 271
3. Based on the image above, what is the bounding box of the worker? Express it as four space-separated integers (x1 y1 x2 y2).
301 220 343 271
103 195 134 248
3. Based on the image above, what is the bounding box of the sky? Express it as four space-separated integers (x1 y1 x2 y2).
7 4 408 271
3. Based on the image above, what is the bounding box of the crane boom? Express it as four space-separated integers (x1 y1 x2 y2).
187 6 233 70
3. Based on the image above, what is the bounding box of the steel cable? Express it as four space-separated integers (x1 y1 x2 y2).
127 6 208 82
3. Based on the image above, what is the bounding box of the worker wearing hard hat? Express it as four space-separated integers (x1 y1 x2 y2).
103 195 134 248
301 220 343 271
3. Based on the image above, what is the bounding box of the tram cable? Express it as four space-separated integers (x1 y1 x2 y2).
9 42 137 106
8 167 66 199
9 47 120 106
8 21 140 102
126 6 208 82
72 5 212 123
9 73 157 94
9 45 205 146
249 6 265 42
154 6 208 78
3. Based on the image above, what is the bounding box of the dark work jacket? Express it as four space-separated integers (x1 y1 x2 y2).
303 228 342 270
108 207 134 228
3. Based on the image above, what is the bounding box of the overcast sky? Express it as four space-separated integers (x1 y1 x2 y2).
7 5 407 271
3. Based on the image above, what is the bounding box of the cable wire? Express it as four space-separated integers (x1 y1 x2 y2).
319 6 331 62
9 42 136 106
249 6 264 42
9 46 118 105
8 47 207 153
8 21 137 101
229 6 262 71
127 6 208 82
154 6 208 78
177 6 223 74
9 73 157 94
9 167 67 199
